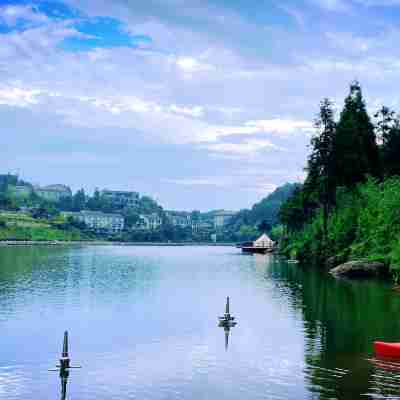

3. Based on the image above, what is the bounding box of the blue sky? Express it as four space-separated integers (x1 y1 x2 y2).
1 0 400 210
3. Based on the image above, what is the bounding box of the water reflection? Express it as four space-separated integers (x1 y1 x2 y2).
2 246 400 399
264 260 400 399
59 368 69 400
220 323 232 351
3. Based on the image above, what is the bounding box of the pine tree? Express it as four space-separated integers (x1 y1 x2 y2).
72 189 86 211
307 98 336 241
376 108 400 177
334 81 381 187
375 106 395 145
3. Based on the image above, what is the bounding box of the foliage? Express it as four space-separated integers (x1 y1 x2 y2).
280 81 400 280
72 188 86 211
334 81 381 187
282 177 400 276
227 183 299 240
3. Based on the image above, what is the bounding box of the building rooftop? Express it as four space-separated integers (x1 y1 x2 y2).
39 184 72 193
80 211 124 218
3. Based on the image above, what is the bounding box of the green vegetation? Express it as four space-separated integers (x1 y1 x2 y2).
224 183 299 242
280 81 400 280
0 212 85 241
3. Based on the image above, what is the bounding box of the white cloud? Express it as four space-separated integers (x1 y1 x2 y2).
245 119 313 135
0 86 42 107
6 0 400 208
175 56 215 74
169 104 204 118
354 0 400 6
326 32 372 53
163 176 279 195
280 5 307 28
0 5 49 26
202 139 286 156
308 0 351 12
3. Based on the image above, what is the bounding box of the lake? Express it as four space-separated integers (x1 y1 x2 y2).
0 245 400 399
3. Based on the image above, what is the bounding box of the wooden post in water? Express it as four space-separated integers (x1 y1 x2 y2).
226 296 230 316
60 331 70 370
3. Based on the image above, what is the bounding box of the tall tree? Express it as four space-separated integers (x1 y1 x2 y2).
334 81 381 187
376 108 400 177
87 188 102 211
307 98 337 241
375 106 396 145
72 189 86 211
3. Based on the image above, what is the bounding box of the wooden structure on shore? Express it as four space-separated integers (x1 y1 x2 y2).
237 233 275 254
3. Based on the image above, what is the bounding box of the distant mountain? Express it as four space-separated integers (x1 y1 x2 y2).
228 183 301 230
250 183 301 226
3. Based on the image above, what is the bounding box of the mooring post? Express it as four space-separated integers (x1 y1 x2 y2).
226 296 230 316
60 331 70 370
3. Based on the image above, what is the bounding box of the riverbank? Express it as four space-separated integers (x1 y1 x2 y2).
0 240 236 247
280 178 400 281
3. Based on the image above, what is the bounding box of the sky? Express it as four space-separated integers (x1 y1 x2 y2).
1 0 400 211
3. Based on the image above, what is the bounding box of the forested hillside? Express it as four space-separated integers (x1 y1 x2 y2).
224 182 299 242
279 81 400 281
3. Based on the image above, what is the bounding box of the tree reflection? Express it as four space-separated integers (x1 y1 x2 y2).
266 260 400 399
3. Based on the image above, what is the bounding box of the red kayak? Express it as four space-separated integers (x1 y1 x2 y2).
374 341 400 358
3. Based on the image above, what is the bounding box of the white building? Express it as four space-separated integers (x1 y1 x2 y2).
63 211 124 234
101 190 139 208
213 211 236 228
139 213 162 230
166 212 191 228
36 184 72 202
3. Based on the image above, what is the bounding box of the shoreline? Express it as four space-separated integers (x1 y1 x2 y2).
0 240 236 247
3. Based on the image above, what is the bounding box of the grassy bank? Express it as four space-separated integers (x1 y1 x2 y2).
0 212 85 241
281 177 400 281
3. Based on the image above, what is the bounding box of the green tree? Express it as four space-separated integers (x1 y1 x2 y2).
308 98 337 242
124 211 140 229
87 188 102 211
137 196 162 214
258 220 271 232
375 106 396 145
375 107 400 177
72 189 86 211
334 81 381 187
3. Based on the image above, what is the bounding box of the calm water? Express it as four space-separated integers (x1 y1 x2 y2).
1 245 400 399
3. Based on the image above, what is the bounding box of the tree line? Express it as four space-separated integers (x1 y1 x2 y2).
279 81 400 278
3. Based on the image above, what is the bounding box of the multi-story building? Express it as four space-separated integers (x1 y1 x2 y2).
63 211 124 234
36 184 72 202
139 213 163 230
166 212 191 228
192 220 214 232
213 210 236 229
101 190 139 208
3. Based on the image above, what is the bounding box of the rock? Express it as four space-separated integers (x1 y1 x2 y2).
325 256 341 270
330 260 386 278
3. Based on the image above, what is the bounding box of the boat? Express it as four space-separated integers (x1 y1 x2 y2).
237 233 275 254
374 341 400 358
